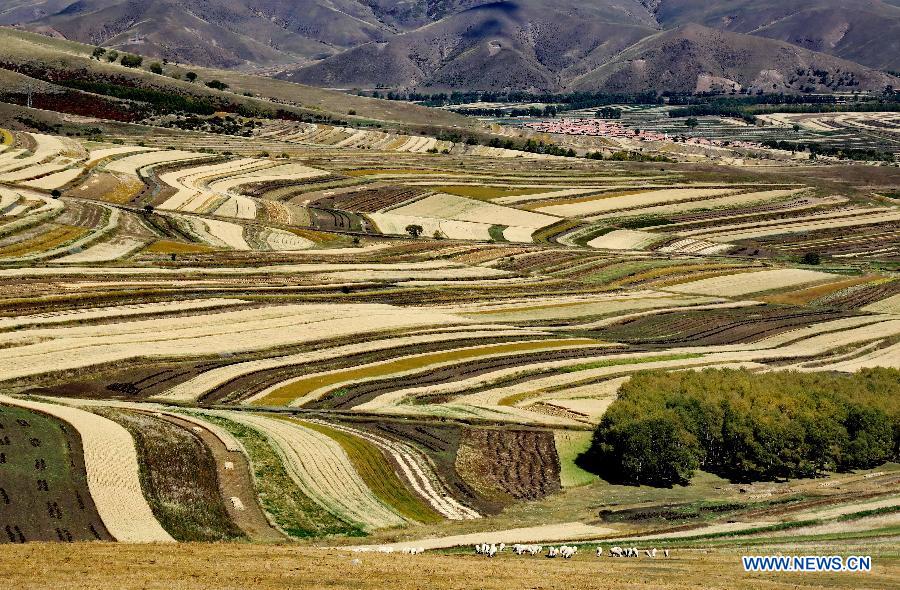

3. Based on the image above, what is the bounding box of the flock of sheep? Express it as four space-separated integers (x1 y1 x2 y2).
352 542 673 560
474 543 671 560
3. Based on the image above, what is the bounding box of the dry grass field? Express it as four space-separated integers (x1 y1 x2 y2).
1 541 897 590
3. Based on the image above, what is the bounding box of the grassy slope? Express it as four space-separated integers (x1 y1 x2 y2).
0 27 473 130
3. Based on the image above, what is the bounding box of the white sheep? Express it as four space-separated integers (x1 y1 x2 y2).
664 549 670 558
596 546 603 557
610 546 623 557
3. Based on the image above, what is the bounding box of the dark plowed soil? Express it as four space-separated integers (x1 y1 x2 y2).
206 335 551 404
815 279 900 310
311 346 621 410
596 307 853 346
349 420 504 516
310 186 427 213
0 404 111 543
455 428 561 502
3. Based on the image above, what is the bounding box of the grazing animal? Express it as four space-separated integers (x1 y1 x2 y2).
650 548 657 558
664 549 670 558
610 546 623 558
547 547 559 558
596 546 603 557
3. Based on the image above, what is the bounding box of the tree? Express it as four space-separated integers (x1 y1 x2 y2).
206 80 229 91
120 54 143 68
685 117 699 130
582 414 701 487
91 47 106 60
142 204 155 215
50 189 61 199
105 50 119 63
185 72 198 83
801 252 821 265
405 224 424 238
149 62 163 75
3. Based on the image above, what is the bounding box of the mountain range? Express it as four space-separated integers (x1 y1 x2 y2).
3 0 899 92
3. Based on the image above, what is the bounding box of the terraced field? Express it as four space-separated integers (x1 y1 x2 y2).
0 116 896 578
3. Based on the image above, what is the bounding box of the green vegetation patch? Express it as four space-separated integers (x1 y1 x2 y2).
0 404 109 542
199 414 363 539
559 353 703 374
553 430 596 487
581 368 900 487
488 224 509 242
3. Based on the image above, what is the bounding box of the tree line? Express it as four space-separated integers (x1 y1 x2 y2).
579 368 900 487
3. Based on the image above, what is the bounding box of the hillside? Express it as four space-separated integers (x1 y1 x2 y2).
0 27 475 129
282 1 660 92
653 0 900 71
570 24 898 94
287 16 896 93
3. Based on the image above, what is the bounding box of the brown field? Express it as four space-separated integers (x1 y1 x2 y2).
0 542 896 590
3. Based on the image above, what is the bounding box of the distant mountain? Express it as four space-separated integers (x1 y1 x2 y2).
652 0 900 71
282 1 660 91
4 0 899 91
570 24 898 94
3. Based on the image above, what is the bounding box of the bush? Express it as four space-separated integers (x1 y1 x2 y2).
802 252 821 265
206 80 229 91
105 50 119 63
149 62 163 75
580 368 900 486
120 55 143 68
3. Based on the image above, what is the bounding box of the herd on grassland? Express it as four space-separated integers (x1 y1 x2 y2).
353 543 671 559
474 543 670 559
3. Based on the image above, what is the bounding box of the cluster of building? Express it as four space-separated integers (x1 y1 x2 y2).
521 118 762 150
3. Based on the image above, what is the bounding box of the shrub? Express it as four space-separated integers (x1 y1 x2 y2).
206 80 229 91
405 224 424 238
105 50 119 63
802 252 821 265
149 62 163 75
91 47 106 60
120 55 143 68
185 72 198 83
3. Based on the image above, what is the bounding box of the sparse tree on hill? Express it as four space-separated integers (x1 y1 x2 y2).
685 117 699 130
405 224 424 238
91 47 106 60
149 62 163 75
105 50 119 63
185 72 198 83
